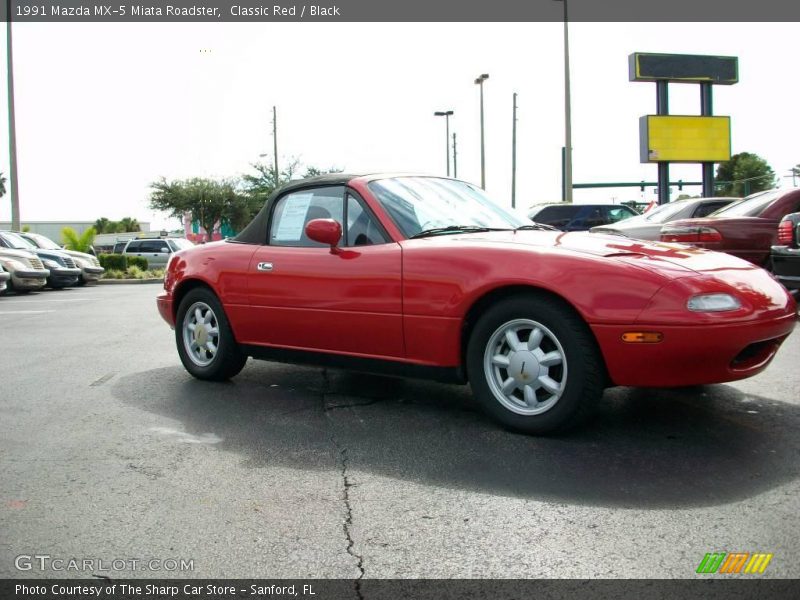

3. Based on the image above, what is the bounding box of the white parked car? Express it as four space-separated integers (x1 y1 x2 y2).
590 197 739 240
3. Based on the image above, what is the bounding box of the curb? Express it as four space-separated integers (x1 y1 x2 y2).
97 278 164 285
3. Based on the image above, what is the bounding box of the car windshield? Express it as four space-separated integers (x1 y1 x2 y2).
1 231 37 250
169 238 195 250
367 177 527 238
707 190 780 217
26 234 61 250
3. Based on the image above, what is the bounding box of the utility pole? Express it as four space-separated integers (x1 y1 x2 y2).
7 1 20 230
511 92 518 209
434 110 454 176
452 132 458 179
272 106 279 184
554 0 573 203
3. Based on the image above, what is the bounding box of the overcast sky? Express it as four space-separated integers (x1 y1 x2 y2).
1 21 797 230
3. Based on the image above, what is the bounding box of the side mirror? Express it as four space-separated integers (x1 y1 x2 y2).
305 218 342 252
160 247 170 253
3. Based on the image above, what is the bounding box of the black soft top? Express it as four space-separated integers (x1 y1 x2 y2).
233 174 361 245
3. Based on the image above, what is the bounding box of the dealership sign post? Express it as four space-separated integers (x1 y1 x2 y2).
630 53 738 204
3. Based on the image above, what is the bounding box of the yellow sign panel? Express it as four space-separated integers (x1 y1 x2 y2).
640 115 731 163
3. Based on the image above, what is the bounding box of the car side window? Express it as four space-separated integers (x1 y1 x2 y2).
604 207 635 223
270 186 345 247
346 194 388 246
125 241 141 252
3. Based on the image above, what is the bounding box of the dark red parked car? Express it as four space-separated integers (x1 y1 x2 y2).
157 174 796 434
659 188 800 266
771 212 800 293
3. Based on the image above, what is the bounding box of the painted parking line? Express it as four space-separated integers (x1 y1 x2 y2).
0 298 100 303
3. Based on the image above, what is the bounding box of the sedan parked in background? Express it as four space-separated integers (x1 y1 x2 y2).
591 197 737 240
0 231 81 288
528 203 638 231
18 231 105 285
660 188 800 266
0 247 49 293
0 263 10 294
771 212 800 293
157 174 796 435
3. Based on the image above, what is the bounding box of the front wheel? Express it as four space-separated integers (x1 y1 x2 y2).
175 287 247 381
467 294 605 435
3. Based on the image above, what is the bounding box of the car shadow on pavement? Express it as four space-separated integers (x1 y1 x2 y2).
114 361 800 509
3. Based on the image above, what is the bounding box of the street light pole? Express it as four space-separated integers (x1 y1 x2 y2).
554 0 573 203
434 110 454 176
474 73 489 189
7 1 20 230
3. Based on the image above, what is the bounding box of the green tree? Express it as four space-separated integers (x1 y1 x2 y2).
715 152 776 197
119 217 141 232
94 217 111 233
150 177 242 242
62 227 96 253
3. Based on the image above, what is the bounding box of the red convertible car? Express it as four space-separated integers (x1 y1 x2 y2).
659 188 800 266
157 175 796 434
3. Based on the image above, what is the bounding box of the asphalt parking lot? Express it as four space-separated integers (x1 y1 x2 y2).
1 284 799 579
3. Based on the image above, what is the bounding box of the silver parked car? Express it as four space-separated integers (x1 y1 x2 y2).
0 263 10 294
122 237 194 268
590 196 739 240
18 232 105 285
0 248 50 293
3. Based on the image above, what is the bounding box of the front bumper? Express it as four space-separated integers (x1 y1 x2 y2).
11 270 49 289
771 245 800 291
80 266 105 281
592 313 797 387
157 292 176 328
47 267 81 287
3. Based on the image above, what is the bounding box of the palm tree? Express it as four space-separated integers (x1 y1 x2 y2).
119 217 140 232
62 227 96 253
94 217 111 233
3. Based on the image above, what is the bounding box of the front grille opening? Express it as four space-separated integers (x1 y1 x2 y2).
731 338 784 370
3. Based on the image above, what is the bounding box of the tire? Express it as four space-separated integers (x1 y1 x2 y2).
466 293 605 435
175 287 248 381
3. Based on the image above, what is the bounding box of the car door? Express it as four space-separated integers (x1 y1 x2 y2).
243 186 405 359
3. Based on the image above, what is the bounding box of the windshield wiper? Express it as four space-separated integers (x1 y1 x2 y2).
409 225 507 239
514 222 559 232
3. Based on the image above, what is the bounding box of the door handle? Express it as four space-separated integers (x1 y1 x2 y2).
257 262 273 272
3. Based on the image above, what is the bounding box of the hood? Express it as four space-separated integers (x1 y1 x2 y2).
416 229 762 277
0 247 40 261
62 249 97 262
29 249 75 264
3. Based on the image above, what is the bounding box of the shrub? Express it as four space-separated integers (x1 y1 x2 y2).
98 254 126 271
126 265 144 279
103 269 125 279
126 256 149 270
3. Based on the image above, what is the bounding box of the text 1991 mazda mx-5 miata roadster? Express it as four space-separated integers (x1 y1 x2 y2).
157 174 797 434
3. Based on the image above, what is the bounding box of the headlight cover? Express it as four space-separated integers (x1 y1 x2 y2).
43 259 61 269
687 293 742 312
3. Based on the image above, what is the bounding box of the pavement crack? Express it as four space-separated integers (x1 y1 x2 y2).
322 368 365 599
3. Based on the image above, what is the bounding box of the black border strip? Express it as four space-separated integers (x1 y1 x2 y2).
2 1 800 23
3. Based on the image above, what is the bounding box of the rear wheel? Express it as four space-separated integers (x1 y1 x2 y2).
175 287 247 381
467 294 605 434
